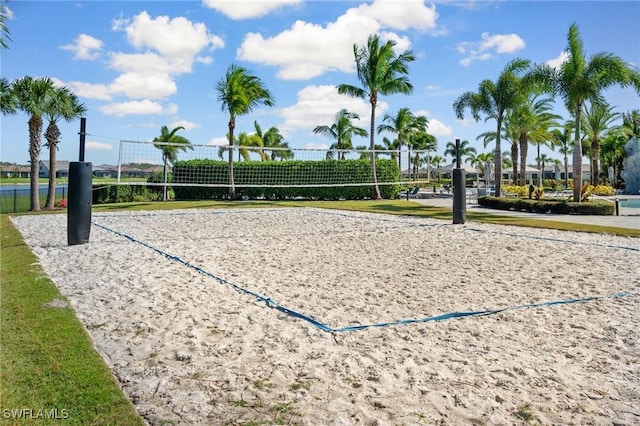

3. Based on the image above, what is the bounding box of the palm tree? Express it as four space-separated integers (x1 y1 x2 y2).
527 23 640 201
11 76 56 211
582 102 620 184
443 140 477 166
153 125 192 201
621 109 640 140
467 151 495 189
550 121 574 189
313 109 367 160
600 129 627 186
410 128 436 180
263 126 293 160
43 86 86 209
405 114 428 181
454 58 531 197
0 2 11 50
0 77 15 114
537 153 554 185
216 64 274 199
337 34 415 199
377 107 415 174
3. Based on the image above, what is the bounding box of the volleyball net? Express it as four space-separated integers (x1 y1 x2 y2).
117 140 437 191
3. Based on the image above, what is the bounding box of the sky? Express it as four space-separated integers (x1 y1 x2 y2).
1 0 639 167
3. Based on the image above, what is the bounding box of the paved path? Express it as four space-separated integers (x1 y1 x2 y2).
412 196 640 230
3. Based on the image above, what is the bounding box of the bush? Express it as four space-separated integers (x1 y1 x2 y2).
172 159 401 200
478 196 614 215
92 184 156 204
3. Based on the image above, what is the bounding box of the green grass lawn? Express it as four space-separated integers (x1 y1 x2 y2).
1 199 637 426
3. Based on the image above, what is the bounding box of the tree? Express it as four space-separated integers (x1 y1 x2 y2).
43 85 86 209
527 23 640 201
467 151 494 189
410 127 436 180
621 109 640 140
454 58 531 197
600 129 627 186
1 1 11 50
263 126 293 161
337 34 415 199
11 76 56 211
581 102 619 184
153 125 192 201
443 140 477 166
0 77 15 114
405 114 429 181
377 107 415 174
550 121 574 189
216 64 274 199
313 109 367 160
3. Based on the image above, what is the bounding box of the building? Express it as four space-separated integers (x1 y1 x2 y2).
39 161 70 178
0 164 31 178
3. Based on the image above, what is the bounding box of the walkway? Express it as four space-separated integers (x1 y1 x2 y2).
412 195 640 230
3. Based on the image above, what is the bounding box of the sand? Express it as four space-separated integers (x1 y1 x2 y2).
10 207 640 425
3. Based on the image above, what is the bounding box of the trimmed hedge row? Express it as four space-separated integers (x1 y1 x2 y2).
171 159 401 200
92 184 156 204
478 196 615 215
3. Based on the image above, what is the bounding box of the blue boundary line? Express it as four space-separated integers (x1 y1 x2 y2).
92 218 639 334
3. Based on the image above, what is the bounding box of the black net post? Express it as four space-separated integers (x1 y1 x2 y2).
68 117 92 246
452 139 466 224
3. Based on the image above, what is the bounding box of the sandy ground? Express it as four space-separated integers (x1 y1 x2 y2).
11 207 640 425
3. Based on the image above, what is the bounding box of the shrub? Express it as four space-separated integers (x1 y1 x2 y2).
478 196 614 215
54 199 68 208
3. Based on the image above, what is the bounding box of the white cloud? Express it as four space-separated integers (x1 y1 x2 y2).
64 81 113 101
278 85 388 139
456 32 525 66
202 0 302 19
237 0 437 80
426 118 452 137
546 51 569 69
305 142 329 150
121 11 224 60
60 34 104 60
86 141 113 150
170 119 200 131
354 0 438 31
110 72 177 99
100 100 178 117
207 136 228 146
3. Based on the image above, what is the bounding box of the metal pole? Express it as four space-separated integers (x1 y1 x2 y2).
78 117 86 162
452 138 466 224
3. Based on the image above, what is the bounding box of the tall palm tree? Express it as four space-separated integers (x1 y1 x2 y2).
405 114 428 181
550 121 574 189
216 64 274 199
313 109 367 160
443 140 477 166
430 154 445 183
377 107 415 174
11 76 56 211
410 128 436 180
528 23 640 201
581 102 620 184
153 125 192 201
454 58 531 197
337 34 415 199
43 86 86 209
467 151 495 189
537 153 554 185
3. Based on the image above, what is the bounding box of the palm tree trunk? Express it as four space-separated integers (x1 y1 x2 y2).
45 141 57 209
28 115 42 212
369 100 381 199
162 155 168 201
494 119 502 196
519 132 528 186
228 119 236 199
591 139 599 185
564 154 569 189
572 105 583 202
511 142 518 185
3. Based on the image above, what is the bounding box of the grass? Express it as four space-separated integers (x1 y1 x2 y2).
0 214 144 425
1 198 636 425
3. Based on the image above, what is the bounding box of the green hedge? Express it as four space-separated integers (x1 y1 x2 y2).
478 196 615 215
92 184 157 203
171 159 401 200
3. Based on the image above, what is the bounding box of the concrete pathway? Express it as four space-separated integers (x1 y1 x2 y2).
412 195 640 230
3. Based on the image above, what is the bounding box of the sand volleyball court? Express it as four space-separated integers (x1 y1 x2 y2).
11 208 640 425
